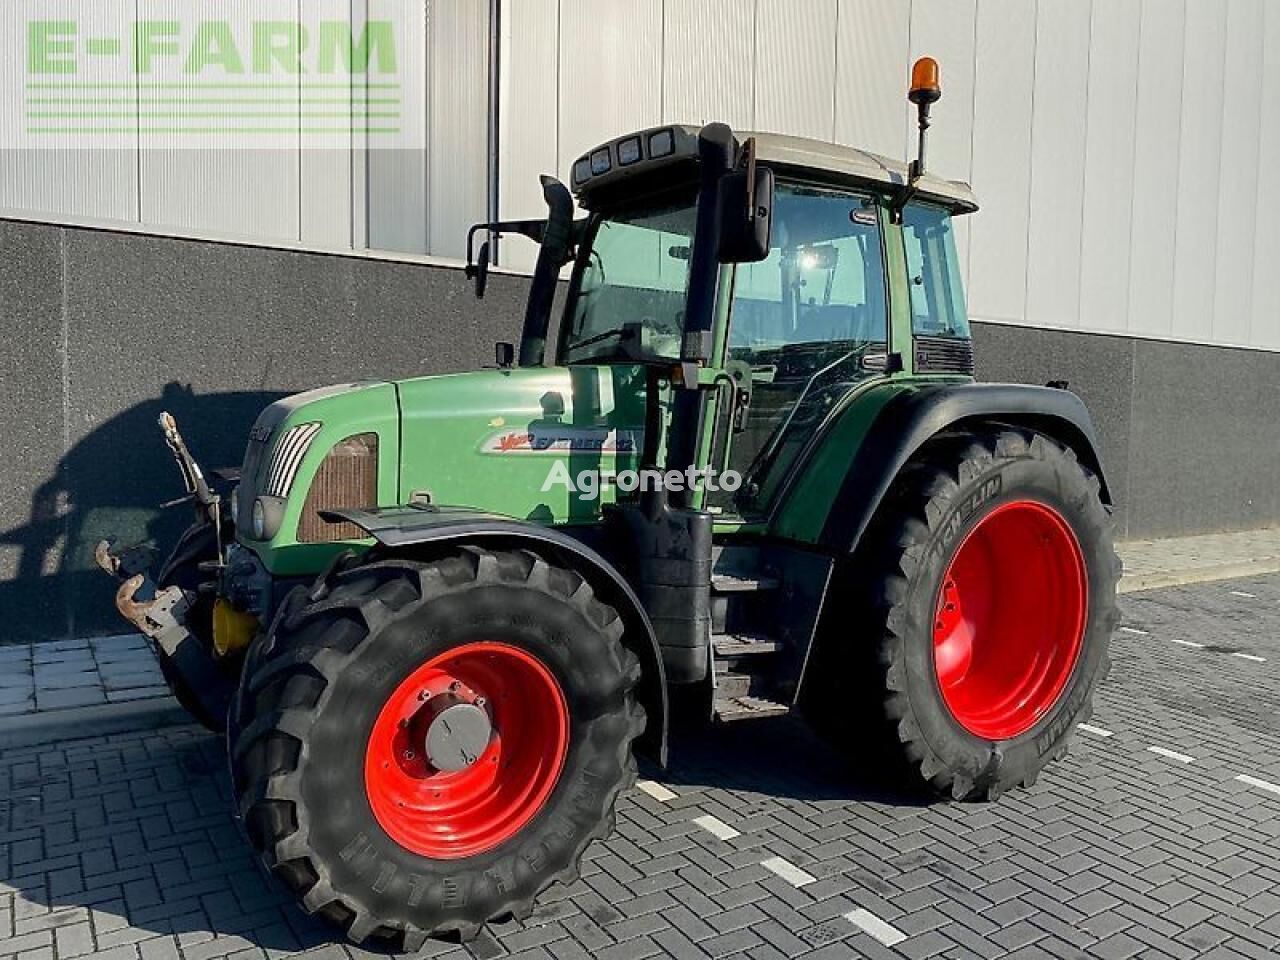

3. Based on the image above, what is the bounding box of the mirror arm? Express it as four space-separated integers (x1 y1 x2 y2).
465 218 548 276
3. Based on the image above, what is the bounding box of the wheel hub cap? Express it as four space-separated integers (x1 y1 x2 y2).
932 499 1088 740
423 697 492 772
364 642 569 859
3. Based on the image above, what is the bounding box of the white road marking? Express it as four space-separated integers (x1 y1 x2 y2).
1119 626 1149 636
1169 638 1206 648
1230 591 1257 599
1232 652 1267 663
636 780 676 802
761 856 816 887
1236 774 1280 798
845 908 907 947
692 815 740 841
1077 723 1114 738
1148 746 1195 764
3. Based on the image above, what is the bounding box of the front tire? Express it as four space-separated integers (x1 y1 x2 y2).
155 521 227 732
230 548 643 948
806 427 1121 800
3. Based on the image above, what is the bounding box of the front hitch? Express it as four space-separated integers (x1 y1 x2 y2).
92 412 237 727
96 543 233 724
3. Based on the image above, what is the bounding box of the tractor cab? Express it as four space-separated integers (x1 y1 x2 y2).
473 121 980 526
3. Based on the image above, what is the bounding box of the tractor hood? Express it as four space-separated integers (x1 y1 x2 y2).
395 365 647 521
237 366 647 574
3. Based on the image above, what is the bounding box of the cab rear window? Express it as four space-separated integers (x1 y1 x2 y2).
902 204 970 338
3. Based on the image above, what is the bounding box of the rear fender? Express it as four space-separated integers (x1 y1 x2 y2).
321 506 669 765
819 383 1113 556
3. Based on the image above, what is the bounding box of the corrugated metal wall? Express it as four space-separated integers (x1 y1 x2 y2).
0 0 489 260
3 0 1278 351
499 0 1280 352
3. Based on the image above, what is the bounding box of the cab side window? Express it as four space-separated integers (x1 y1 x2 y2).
721 183 889 510
901 204 970 337
730 185 887 355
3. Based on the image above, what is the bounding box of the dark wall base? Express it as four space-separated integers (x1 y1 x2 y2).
973 322 1280 541
2 218 1277 643
0 220 526 643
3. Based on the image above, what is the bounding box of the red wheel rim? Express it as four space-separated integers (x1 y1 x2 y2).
364 642 569 859
932 500 1087 740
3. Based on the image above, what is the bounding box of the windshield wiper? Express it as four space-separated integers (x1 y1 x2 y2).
565 326 634 358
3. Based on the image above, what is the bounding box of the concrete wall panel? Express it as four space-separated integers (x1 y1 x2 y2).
557 0 662 174
1213 0 1265 347
967 0 1036 324
427 0 489 259
908 0 976 274
663 0 755 132
1254 2 1280 350
833 0 911 161
755 0 838 141
1127 0 1186 341
1169 0 1228 343
1025 0 1091 331
1078 0 1141 336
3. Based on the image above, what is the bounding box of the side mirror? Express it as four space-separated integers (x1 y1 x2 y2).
717 166 774 264
465 240 491 299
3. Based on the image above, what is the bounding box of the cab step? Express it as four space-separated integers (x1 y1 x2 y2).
711 572 780 593
713 634 780 659
713 694 791 722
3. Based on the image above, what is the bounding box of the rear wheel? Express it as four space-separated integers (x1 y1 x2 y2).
230 548 643 947
805 427 1120 799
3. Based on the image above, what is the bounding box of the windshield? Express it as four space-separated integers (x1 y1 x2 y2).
561 192 697 364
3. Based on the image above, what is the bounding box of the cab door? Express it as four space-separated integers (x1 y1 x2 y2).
708 181 893 517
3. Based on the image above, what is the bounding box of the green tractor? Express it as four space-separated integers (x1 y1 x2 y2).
98 60 1119 947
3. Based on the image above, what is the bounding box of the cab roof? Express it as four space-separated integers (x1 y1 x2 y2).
570 124 978 215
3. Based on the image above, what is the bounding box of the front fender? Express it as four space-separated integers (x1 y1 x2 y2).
813 382 1112 556
322 506 669 765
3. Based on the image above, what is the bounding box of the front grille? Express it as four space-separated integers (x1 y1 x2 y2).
914 335 975 375
263 423 322 497
297 433 378 543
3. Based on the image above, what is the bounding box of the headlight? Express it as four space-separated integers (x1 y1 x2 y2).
251 498 267 540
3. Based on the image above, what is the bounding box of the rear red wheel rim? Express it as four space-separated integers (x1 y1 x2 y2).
932 499 1087 740
364 642 569 859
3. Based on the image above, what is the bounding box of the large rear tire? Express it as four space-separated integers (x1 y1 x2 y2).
230 548 643 948
804 427 1120 800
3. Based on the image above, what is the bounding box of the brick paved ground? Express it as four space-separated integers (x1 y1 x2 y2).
0 637 166 719
5 574 1280 960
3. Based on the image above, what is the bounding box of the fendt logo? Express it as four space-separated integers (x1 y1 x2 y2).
4 1 423 148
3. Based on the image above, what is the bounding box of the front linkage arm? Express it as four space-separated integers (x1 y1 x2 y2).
94 413 233 722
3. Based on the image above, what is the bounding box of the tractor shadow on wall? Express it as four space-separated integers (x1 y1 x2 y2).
0 382 287 642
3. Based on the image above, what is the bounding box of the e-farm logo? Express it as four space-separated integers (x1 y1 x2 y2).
9 2 423 148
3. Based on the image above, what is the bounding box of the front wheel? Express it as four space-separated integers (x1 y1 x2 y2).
805 427 1121 800
230 548 643 948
